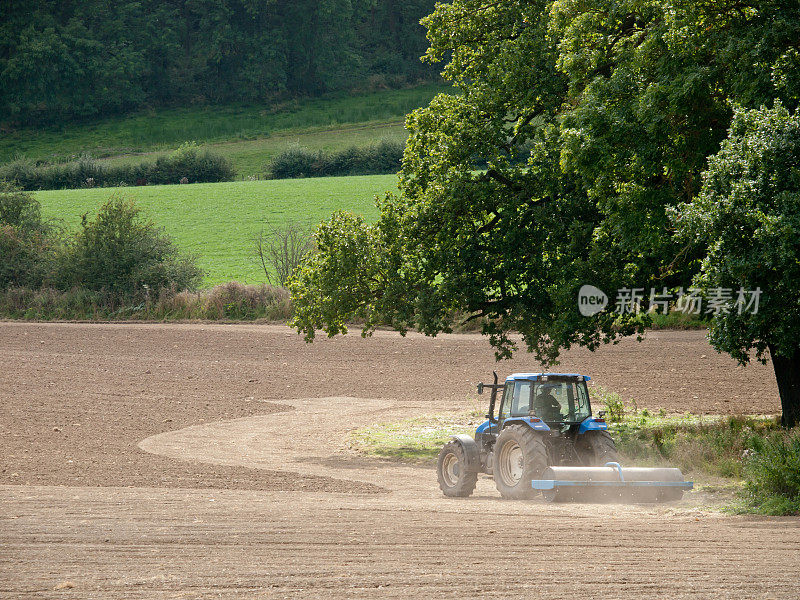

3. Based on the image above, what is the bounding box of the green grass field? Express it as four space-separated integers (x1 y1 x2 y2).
2 85 446 173
19 86 434 286
36 175 395 286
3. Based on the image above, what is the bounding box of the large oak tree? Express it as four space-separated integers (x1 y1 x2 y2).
289 0 800 425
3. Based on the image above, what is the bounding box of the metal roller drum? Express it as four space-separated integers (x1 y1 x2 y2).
533 462 692 503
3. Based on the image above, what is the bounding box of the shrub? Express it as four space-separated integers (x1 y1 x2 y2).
0 182 58 289
266 140 403 179
267 146 320 179
646 309 710 329
59 196 203 299
0 180 43 230
607 412 780 480
0 225 55 289
147 142 235 185
590 387 626 422
364 140 405 173
0 157 37 188
742 429 800 515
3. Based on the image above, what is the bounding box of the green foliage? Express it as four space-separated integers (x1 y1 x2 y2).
112 120 410 180
59 196 202 298
0 220 51 289
1 145 234 190
147 143 235 186
592 387 626 423
0 182 57 289
292 67 645 362
36 175 390 286
0 158 37 193
267 141 403 179
742 429 800 515
268 148 319 180
0 180 43 231
289 212 382 339
0 155 109 191
2 186 205 303
674 103 800 363
0 1 438 127
645 310 709 330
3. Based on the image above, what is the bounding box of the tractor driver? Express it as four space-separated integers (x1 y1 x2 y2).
532 386 562 421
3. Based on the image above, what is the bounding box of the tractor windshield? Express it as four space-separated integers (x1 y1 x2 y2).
504 378 591 423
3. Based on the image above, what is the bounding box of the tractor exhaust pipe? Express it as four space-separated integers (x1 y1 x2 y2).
533 462 692 503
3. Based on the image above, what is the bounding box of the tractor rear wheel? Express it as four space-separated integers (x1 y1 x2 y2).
493 425 547 500
578 430 620 466
437 441 478 497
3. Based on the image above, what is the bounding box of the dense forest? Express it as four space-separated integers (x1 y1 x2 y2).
0 0 438 127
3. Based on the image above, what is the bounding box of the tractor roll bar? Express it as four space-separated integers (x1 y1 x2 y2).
477 371 502 424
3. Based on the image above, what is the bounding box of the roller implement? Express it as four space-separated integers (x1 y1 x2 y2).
436 372 693 502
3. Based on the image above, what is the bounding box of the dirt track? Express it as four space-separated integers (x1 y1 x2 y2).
1 322 797 599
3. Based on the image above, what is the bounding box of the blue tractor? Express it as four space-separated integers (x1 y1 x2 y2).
437 372 691 502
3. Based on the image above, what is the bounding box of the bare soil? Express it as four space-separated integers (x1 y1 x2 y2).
1 322 797 599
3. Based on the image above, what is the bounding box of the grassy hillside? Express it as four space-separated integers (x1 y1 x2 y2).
36 176 395 286
3 86 445 174
100 121 408 178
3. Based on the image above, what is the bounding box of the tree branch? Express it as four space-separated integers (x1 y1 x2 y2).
485 168 522 191
476 212 500 235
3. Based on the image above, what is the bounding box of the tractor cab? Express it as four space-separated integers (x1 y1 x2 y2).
478 372 599 433
498 373 593 426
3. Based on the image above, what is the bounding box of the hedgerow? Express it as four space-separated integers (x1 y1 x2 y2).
0 144 234 190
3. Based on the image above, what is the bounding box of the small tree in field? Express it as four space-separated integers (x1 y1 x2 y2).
61 196 202 298
675 104 800 427
253 222 314 286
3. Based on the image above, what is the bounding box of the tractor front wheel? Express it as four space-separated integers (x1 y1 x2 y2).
493 425 547 500
437 441 478 497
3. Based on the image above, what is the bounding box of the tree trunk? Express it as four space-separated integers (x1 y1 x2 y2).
769 345 800 428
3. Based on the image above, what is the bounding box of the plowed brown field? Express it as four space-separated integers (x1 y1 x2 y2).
1 322 797 599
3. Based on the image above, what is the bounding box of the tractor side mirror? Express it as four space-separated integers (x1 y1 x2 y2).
477 382 484 395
